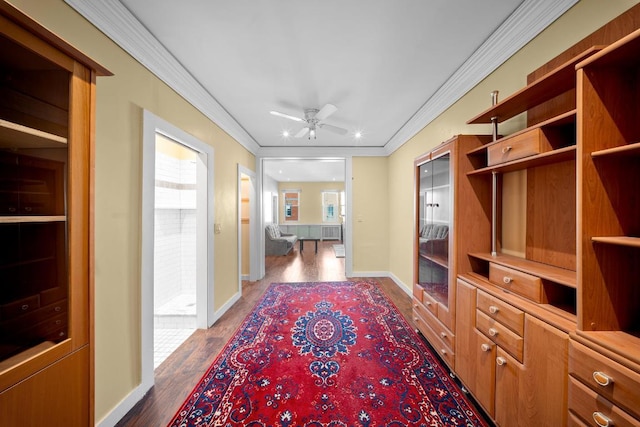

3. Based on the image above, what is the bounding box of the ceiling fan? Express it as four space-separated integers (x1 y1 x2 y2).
270 103 348 139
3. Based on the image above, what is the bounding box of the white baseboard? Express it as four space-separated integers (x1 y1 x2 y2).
387 271 412 296
350 271 411 296
211 291 241 324
96 383 149 427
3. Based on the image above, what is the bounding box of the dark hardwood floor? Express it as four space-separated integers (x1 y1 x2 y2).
115 240 412 426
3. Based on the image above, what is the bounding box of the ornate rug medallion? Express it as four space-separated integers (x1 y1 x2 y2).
168 280 488 426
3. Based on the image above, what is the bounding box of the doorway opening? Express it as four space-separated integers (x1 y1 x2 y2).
258 157 352 278
153 135 197 368
141 110 215 391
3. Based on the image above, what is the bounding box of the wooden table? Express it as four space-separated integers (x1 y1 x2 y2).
299 238 319 253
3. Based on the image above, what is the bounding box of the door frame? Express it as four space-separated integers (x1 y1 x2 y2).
140 110 215 391
237 165 259 287
256 156 352 278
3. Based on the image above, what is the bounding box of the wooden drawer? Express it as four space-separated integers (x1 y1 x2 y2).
568 412 589 427
489 263 544 303
0 300 67 334
569 377 640 427
0 295 40 320
420 302 454 351
412 284 423 302
487 128 542 166
413 309 454 368
420 291 439 317
476 310 523 362
569 340 640 419
476 289 524 336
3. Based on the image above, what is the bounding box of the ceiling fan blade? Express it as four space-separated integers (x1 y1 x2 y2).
270 110 305 122
294 127 309 138
319 123 348 135
315 103 337 121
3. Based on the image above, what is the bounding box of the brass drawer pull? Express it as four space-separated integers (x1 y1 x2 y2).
592 411 613 427
21 304 29 311
440 332 447 338
440 349 447 355
501 146 512 154
496 356 507 366
592 371 613 387
489 328 499 337
503 276 513 284
481 343 491 352
489 305 499 314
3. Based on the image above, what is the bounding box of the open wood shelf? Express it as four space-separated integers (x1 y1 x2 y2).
576 27 640 69
469 252 577 288
0 216 66 224
591 141 640 158
467 145 576 176
592 236 640 248
467 47 603 124
0 119 67 149
0 255 57 270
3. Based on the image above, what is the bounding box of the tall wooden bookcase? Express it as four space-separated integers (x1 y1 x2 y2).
0 3 110 425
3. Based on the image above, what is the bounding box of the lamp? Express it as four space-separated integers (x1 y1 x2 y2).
308 123 316 140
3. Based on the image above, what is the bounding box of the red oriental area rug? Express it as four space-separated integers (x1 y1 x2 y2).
168 280 488 427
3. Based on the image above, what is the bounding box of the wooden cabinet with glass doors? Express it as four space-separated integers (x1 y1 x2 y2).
412 134 491 370
0 3 110 426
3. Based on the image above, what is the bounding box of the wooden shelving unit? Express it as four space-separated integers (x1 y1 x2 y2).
0 3 110 425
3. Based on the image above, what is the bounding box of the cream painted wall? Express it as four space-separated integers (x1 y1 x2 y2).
278 182 345 224
386 0 640 291
6 0 255 422
352 157 389 273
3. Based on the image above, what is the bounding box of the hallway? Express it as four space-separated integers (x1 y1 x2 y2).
116 241 411 426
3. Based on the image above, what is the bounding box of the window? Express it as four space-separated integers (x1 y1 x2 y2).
322 191 340 223
283 190 299 221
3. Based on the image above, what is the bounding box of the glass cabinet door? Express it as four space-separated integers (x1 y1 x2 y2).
417 153 451 307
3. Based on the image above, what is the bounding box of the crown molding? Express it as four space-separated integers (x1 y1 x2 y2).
382 0 579 156
256 145 385 158
64 0 261 154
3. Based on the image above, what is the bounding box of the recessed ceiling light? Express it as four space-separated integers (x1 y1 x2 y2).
282 130 289 138
354 131 362 139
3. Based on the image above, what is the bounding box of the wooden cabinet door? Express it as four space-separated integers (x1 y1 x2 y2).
495 315 568 426
519 315 569 426
454 279 476 386
494 347 523 426
455 279 495 417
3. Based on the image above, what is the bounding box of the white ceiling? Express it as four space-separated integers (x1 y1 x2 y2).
65 0 578 180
